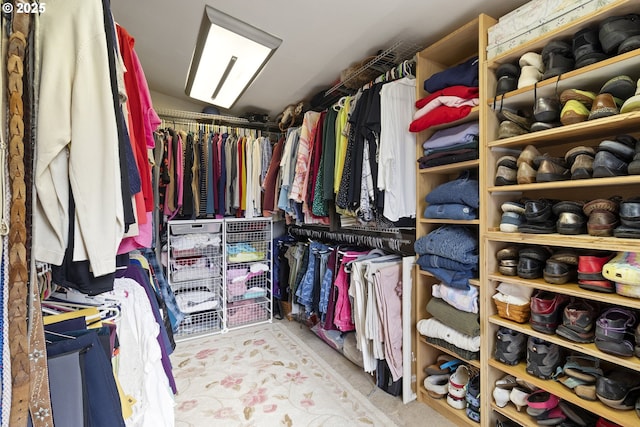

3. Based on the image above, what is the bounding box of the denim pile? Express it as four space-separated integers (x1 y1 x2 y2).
423 172 479 221
415 225 479 290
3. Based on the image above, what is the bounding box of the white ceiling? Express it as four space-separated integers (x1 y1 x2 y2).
110 0 529 119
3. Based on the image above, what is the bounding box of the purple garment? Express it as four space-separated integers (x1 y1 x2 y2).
422 121 479 150
116 264 177 394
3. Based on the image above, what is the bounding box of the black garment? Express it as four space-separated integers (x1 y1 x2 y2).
322 108 338 201
182 133 195 218
363 83 384 210
198 129 208 218
52 186 116 295
101 0 135 229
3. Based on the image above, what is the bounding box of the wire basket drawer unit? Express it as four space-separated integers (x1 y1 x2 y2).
168 219 224 339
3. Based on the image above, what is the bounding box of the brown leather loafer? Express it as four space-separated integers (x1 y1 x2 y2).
517 162 537 184
583 198 620 215
571 154 594 179
587 209 619 236
499 120 529 139
565 145 596 165
537 159 570 182
518 144 541 167
495 165 517 186
588 93 619 120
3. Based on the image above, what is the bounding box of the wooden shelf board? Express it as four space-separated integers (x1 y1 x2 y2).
488 174 640 192
419 336 481 369
487 360 640 427
468 279 480 288
488 273 640 310
491 403 533 427
488 315 640 371
485 231 640 252
418 387 477 427
419 218 480 225
488 112 640 149
419 159 480 175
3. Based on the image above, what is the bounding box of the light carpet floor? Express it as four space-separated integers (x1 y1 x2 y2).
172 320 454 426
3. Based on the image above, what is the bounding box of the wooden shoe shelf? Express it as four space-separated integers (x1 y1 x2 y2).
413 14 495 427
480 0 640 426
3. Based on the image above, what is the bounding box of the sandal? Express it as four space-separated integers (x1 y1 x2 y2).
425 355 462 375
563 355 602 383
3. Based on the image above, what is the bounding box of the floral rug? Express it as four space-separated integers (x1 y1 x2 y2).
171 322 397 426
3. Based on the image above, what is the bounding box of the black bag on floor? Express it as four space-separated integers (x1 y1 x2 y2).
376 359 402 396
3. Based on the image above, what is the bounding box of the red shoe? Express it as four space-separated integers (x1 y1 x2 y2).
578 252 615 281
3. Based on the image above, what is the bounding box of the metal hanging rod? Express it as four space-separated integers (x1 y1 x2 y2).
156 108 280 131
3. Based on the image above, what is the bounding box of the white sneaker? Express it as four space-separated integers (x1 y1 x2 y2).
448 365 470 399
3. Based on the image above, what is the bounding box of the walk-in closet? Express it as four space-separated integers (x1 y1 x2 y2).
3 1 640 426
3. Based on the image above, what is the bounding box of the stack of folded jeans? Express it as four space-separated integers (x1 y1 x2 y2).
414 225 478 290
424 172 479 220
417 121 480 169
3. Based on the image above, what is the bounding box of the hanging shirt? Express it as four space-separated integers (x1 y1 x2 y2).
378 77 417 221
289 111 321 203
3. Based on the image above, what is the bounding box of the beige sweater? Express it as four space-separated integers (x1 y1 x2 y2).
35 0 124 276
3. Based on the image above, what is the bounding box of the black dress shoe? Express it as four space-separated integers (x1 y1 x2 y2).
543 259 576 284
518 257 545 279
552 200 585 216
573 27 608 68
524 199 553 222
542 40 574 79
619 198 640 228
592 150 628 178
599 14 640 54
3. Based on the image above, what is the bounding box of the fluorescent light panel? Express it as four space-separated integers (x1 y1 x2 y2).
185 6 282 109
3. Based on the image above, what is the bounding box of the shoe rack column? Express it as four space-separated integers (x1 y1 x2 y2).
413 14 496 426
480 1 640 426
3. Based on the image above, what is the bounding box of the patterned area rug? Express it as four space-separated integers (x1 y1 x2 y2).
171 322 397 426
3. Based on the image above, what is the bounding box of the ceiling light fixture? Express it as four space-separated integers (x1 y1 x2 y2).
185 6 282 109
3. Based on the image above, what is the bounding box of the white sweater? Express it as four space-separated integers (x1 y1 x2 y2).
35 0 124 276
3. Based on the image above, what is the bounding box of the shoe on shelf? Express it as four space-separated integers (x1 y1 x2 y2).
517 162 536 184
595 307 637 357
588 93 619 120
536 158 570 182
543 258 576 284
555 300 598 343
599 139 635 162
560 89 597 108
598 13 640 54
541 39 574 79
447 365 470 399
500 212 524 233
526 336 563 380
619 198 640 228
565 145 596 165
592 150 629 177
573 26 608 68
600 75 636 101
495 327 526 366
518 65 543 89
424 373 450 399
561 99 590 125
577 251 614 281
508 386 531 412
517 144 540 167
570 153 594 179
529 291 570 334
534 96 561 123
596 368 640 410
